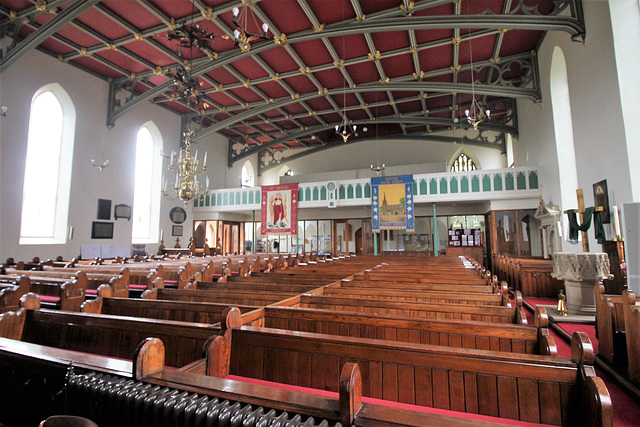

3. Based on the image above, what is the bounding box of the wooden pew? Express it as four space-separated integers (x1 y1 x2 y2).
82 296 259 325
595 282 627 367
2 272 85 311
45 265 165 294
243 305 555 355
318 286 510 307
338 278 496 294
205 321 611 426
290 293 527 324
7 268 128 298
0 275 30 313
622 289 640 387
157 288 296 306
0 305 220 368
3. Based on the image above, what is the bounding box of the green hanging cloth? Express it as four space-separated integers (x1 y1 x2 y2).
566 207 606 245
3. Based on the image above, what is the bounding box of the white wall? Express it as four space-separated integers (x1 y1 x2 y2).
516 1 633 252
0 49 226 261
256 137 506 186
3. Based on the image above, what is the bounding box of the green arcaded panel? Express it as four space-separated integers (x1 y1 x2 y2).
529 171 539 189
461 176 469 193
482 175 491 192
450 177 458 193
505 173 514 191
440 177 448 194
494 174 503 191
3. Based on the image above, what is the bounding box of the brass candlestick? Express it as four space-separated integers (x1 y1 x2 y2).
557 290 568 316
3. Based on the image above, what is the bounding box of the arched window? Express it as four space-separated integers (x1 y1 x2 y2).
241 160 254 187
450 153 476 172
20 84 75 244
550 46 579 214
132 122 162 243
505 134 515 168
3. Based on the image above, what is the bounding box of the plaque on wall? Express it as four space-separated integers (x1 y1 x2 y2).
170 207 186 224
114 204 132 220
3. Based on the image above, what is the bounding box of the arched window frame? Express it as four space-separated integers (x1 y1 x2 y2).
449 150 479 172
241 160 255 187
19 84 76 245
550 46 579 217
131 122 163 244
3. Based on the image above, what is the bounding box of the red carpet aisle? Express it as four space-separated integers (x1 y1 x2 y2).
523 298 640 427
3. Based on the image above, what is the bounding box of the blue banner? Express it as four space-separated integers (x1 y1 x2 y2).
371 175 414 232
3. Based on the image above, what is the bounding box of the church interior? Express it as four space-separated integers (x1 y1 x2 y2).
0 0 639 425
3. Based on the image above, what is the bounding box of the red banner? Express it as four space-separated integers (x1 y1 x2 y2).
261 184 298 235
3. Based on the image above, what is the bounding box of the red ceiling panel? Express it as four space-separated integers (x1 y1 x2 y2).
3 0 569 153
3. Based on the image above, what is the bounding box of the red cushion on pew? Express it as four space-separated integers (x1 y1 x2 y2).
224 375 552 426
85 289 98 296
164 280 178 284
128 284 147 290
211 274 222 278
38 295 60 303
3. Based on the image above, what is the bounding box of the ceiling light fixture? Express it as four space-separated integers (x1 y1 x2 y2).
167 0 213 110
464 8 490 130
370 97 385 175
163 129 209 206
231 3 270 52
91 158 109 171
335 24 356 143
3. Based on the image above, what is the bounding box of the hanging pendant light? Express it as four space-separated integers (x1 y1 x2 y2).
464 7 490 130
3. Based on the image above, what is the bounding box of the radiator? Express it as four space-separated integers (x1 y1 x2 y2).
66 372 339 427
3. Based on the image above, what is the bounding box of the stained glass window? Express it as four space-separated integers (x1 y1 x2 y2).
450 153 476 172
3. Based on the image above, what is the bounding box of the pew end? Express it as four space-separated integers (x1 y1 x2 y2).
0 307 26 340
206 306 241 378
20 292 41 310
623 289 640 386
133 337 165 381
339 362 362 427
569 332 613 427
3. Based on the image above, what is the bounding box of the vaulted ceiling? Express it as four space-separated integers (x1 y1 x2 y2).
0 0 585 173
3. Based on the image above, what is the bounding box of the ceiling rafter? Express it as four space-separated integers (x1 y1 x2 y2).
2 1 584 160
106 7 583 125
231 98 516 167
0 0 101 73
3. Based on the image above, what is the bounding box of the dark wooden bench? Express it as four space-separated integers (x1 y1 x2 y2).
2 272 85 311
10 268 128 298
82 296 259 325
318 286 510 307
289 293 527 324
595 282 626 368
0 305 219 368
242 305 555 355
203 318 611 426
0 275 30 313
157 288 297 306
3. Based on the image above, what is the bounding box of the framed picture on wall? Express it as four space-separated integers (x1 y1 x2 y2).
172 225 183 236
593 179 611 224
91 221 114 239
97 199 111 220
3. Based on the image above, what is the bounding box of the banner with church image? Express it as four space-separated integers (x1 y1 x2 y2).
261 183 298 235
371 175 414 232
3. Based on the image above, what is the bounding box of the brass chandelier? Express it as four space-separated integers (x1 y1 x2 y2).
163 129 209 206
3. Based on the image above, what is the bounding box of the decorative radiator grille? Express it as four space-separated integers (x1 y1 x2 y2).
66 372 339 427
